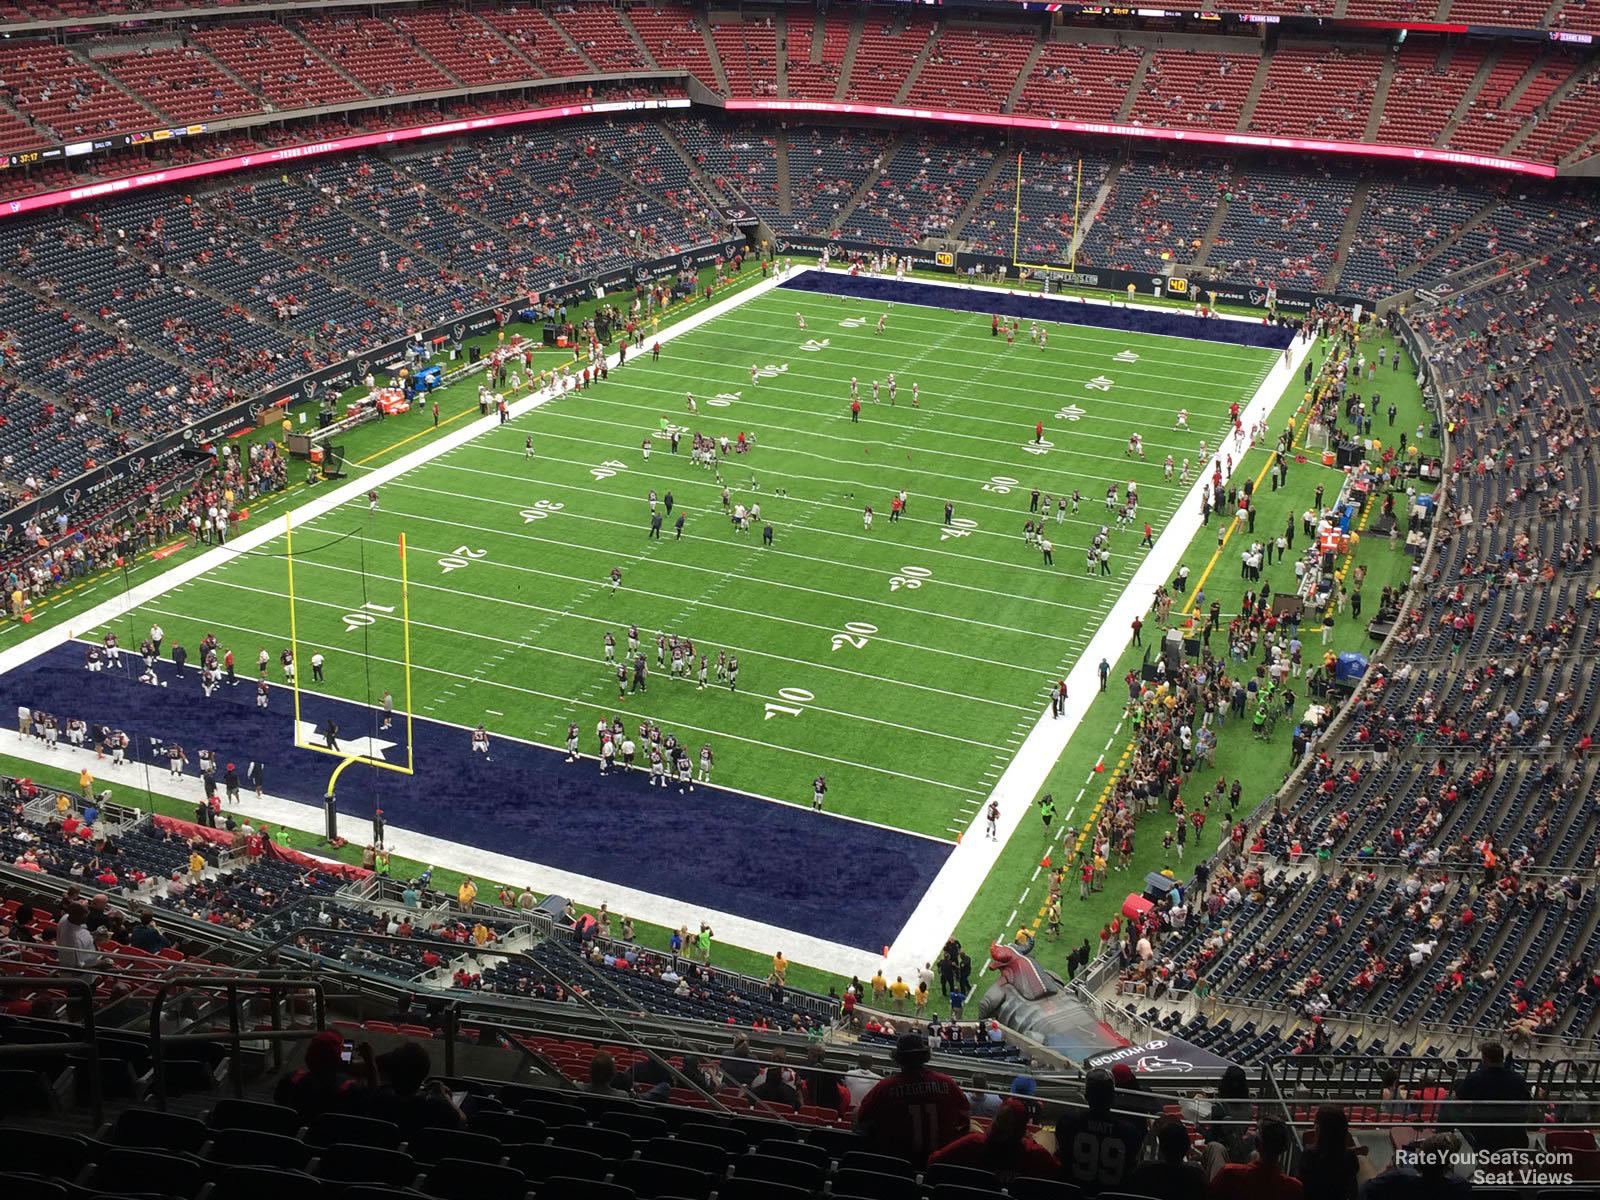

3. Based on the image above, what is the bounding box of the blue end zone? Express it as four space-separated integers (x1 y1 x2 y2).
781 272 1297 351
4 643 948 951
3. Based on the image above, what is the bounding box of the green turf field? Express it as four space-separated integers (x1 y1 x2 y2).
81 283 1279 840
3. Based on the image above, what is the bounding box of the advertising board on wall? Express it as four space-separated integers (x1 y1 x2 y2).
1 238 744 533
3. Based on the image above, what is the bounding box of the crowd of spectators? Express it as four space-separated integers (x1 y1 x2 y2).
1088 225 1600 1066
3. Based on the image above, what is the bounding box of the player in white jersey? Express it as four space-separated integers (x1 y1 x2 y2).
1164 455 1174 480
1175 408 1189 430
471 725 491 759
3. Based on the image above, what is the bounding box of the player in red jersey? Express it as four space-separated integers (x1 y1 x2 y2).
855 1033 970 1166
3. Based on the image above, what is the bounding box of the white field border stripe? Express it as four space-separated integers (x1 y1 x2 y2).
881 328 1318 978
0 273 912 971
0 734 882 975
0 270 789 682
141 580 1011 755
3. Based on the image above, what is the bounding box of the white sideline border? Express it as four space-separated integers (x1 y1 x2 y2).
0 266 1312 981
0 270 902 975
882 310 1315 979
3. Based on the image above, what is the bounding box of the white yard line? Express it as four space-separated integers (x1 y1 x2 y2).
0 272 789 681
139 577 1012 753
0 270 921 976
132 599 984 797
0 268 1309 982
881 328 1316 978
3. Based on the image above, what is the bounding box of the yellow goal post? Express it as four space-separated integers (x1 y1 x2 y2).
284 514 416 798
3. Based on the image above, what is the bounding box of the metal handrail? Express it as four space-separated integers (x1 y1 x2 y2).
146 975 325 1109
246 928 738 1115
0 974 102 1124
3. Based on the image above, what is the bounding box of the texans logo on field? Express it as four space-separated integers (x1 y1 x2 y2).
680 254 693 271
356 358 371 379
774 240 788 253
1250 291 1267 307
129 457 147 476
64 488 81 509
826 243 842 258
635 266 653 284
452 324 466 343
302 379 318 401
723 243 737 258
0 524 12 543
247 403 265 424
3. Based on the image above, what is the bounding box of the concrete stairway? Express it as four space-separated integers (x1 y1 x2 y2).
1436 49 1500 148
1363 53 1397 142
830 135 903 235
946 152 1012 240
698 12 731 95
1236 50 1273 132
833 11 865 102
890 23 941 106
1323 178 1371 294
1001 37 1045 114
1116 53 1152 122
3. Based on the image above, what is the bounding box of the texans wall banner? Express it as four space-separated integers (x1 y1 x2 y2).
1085 1036 1238 1077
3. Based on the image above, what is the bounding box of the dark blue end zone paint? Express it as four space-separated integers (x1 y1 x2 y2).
781 272 1297 352
4 643 949 951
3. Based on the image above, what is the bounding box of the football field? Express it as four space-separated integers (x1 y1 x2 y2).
54 272 1283 955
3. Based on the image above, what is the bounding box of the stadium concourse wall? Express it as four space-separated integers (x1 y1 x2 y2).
0 236 749 538
772 234 1367 317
